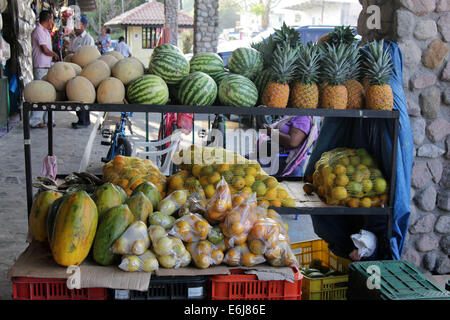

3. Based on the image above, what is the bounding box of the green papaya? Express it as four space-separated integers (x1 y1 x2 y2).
126 191 153 223
92 204 135 265
47 195 68 244
29 190 62 242
132 181 161 209
307 272 325 278
94 183 127 220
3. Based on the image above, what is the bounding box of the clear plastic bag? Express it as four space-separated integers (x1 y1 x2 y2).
205 177 233 224
148 225 168 243
148 211 176 230
186 240 224 269
246 217 281 256
157 189 189 216
219 193 258 248
152 235 191 269
223 243 266 267
118 249 159 272
168 212 212 243
312 147 389 207
180 190 208 216
266 239 298 267
111 221 150 255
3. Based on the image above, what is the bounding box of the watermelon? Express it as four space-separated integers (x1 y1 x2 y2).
189 52 224 77
127 75 169 105
152 44 183 57
178 72 217 106
149 51 190 85
212 70 230 87
218 74 258 107
253 69 272 104
227 47 264 81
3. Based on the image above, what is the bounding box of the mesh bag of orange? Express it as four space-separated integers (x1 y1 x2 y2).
186 240 225 269
103 155 167 197
312 147 389 208
168 212 212 243
223 243 265 267
219 192 258 248
204 177 233 224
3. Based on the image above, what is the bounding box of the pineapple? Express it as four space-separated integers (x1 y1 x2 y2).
320 44 352 110
262 45 297 108
345 46 365 109
319 26 357 46
291 43 321 109
251 36 276 103
363 40 394 110
273 22 302 49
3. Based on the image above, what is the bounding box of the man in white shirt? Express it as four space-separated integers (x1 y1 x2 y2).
115 36 132 58
67 15 95 54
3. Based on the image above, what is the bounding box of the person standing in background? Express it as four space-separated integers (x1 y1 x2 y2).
30 10 59 128
115 36 132 58
66 14 94 128
97 27 112 54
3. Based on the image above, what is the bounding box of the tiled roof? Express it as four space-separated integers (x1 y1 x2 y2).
104 0 194 27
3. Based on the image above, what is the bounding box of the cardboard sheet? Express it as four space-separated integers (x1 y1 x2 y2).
155 265 230 277
8 241 151 291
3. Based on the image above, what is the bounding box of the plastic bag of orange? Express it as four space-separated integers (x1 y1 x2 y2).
111 221 151 256
157 189 189 216
118 249 159 272
265 238 298 267
151 233 191 269
247 217 281 256
178 190 208 217
219 193 258 248
205 177 233 224
168 212 212 243
223 243 265 267
186 240 224 269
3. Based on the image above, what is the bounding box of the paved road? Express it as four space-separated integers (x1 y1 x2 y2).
0 110 317 300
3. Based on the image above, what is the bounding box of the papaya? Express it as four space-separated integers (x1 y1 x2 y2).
29 190 62 242
132 181 161 209
126 191 153 223
92 204 135 265
50 191 98 267
94 182 127 219
47 195 68 243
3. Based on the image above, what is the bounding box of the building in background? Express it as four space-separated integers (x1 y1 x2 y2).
104 0 193 66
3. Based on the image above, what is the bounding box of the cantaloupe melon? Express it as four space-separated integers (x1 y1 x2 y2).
46 62 76 91
112 58 144 85
67 62 82 75
98 55 118 69
24 80 57 103
63 54 74 62
66 76 96 103
105 51 124 60
80 60 111 87
97 77 125 104
72 45 101 67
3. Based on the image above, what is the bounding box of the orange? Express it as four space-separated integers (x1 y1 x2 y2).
380 193 389 203
232 176 246 190
246 167 258 176
208 210 224 222
196 241 213 255
347 198 360 208
267 209 279 220
232 195 245 207
264 177 278 189
265 188 277 201
277 188 288 199
242 252 258 267
213 198 228 213
331 187 348 201
231 222 245 235
233 233 248 245
169 175 184 190
242 187 253 196
208 172 221 185
244 175 255 187
176 220 191 236
252 181 267 197
270 199 282 207
191 164 203 177
225 249 241 266
227 211 241 224
194 221 210 238
334 165 347 175
211 250 224 264
195 254 211 269
218 164 230 172
335 174 349 187
265 245 282 260
204 184 216 199
249 239 266 255
119 179 129 190
251 223 267 239
258 199 270 208
360 197 372 208
199 176 210 187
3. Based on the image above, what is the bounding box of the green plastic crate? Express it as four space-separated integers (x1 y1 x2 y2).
347 260 450 300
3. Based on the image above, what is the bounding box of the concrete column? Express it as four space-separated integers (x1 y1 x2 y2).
164 0 179 46
193 0 219 53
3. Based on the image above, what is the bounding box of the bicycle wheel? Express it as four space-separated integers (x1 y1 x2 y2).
107 136 132 160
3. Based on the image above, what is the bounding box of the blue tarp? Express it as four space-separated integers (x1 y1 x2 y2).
304 41 414 260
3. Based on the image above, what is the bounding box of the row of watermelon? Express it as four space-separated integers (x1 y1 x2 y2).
126 44 265 108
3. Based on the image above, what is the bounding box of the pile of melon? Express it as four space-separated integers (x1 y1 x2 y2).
24 45 145 104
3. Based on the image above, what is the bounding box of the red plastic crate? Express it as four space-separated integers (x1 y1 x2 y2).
12 277 108 300
209 266 302 300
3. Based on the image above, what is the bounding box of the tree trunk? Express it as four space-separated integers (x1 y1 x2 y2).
164 0 178 46
261 0 271 30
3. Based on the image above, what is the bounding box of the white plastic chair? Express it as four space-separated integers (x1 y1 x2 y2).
131 131 181 176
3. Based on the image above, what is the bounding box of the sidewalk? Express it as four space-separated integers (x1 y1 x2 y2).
0 111 317 299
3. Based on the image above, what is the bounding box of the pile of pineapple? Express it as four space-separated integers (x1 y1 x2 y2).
252 24 394 111
310 147 389 208
168 145 296 208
